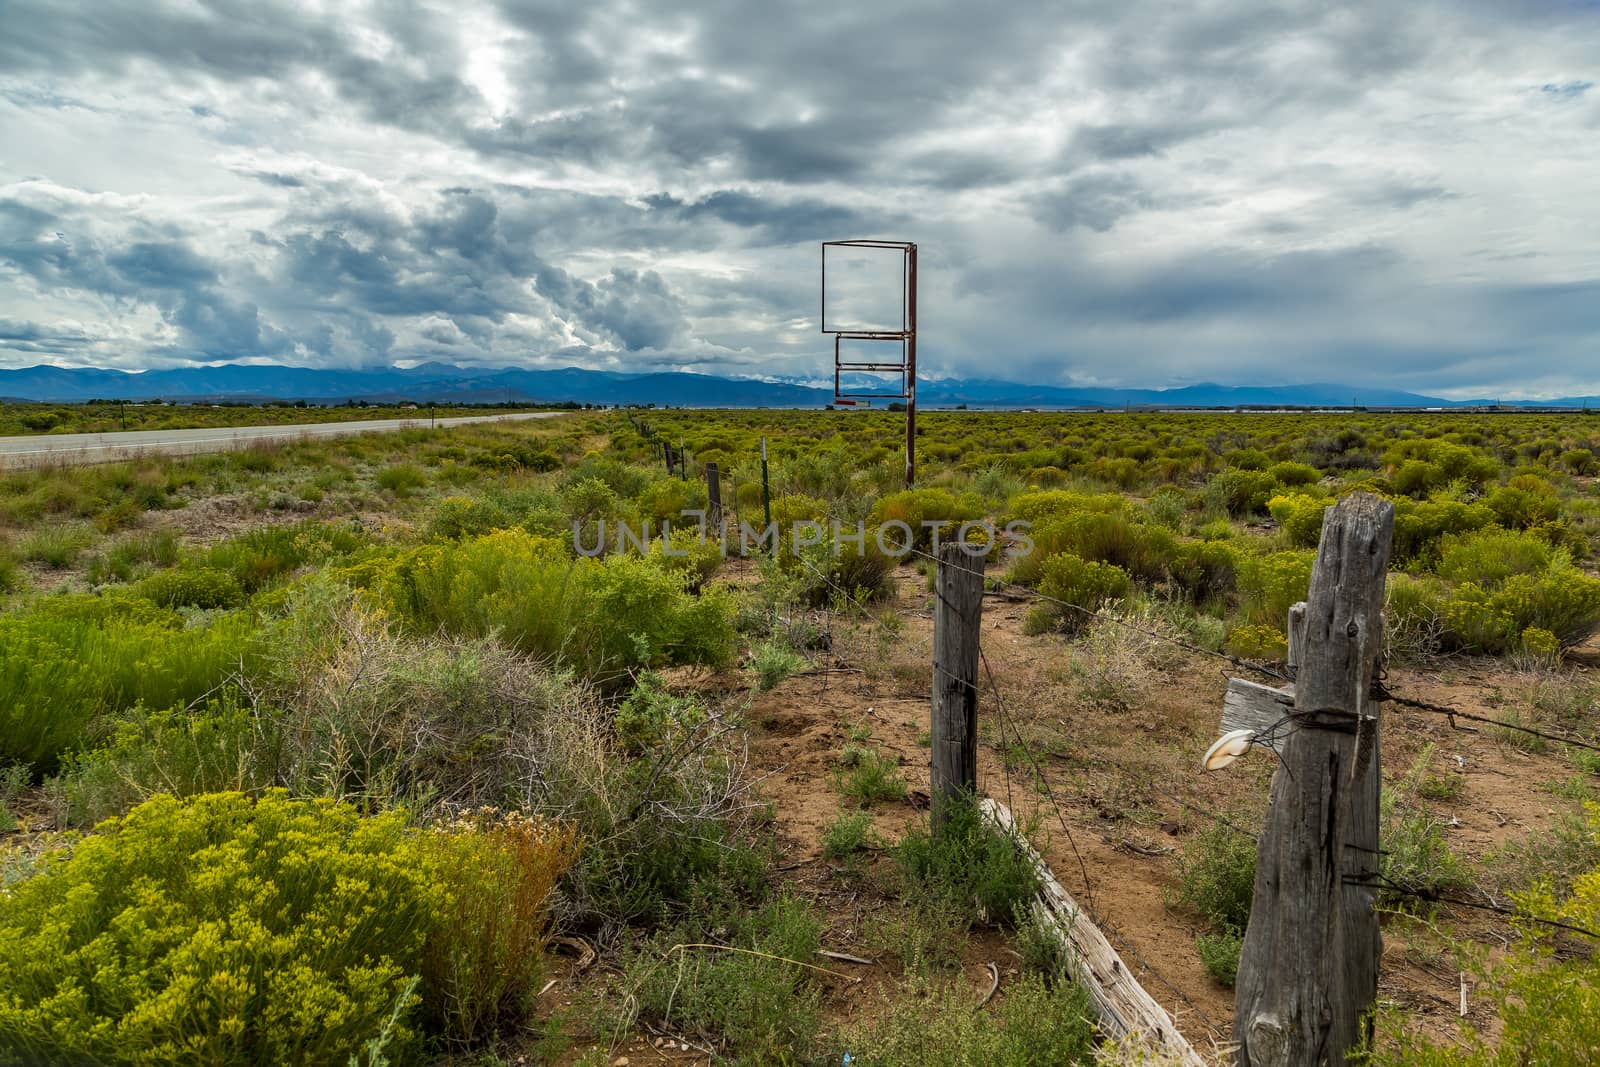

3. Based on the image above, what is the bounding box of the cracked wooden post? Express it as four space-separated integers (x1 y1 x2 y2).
930 540 983 828
1234 492 1393 1066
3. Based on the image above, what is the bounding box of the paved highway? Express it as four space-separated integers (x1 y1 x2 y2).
0 411 566 468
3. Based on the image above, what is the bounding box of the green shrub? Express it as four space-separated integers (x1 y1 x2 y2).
255 597 762 934
1390 499 1495 565
0 543 19 593
1169 539 1241 602
527 692 768 929
1173 819 1256 988
1266 460 1319 487
0 792 579 1063
427 494 513 539
1492 563 1600 647
1436 528 1553 586
134 566 246 609
1560 448 1597 475
808 537 896 605
1014 905 1072 980
380 529 735 682
1384 440 1500 490
634 476 708 524
1006 490 1128 526
1441 563 1600 653
0 763 27 833
846 973 1095 1066
1204 468 1282 516
895 795 1041 927
1196 930 1243 987
375 462 428 494
1013 510 1171 585
629 895 823 1064
415 811 582 1048
822 811 876 860
835 744 908 807
751 637 808 691
19 525 95 569
1369 809 1600 1065
1385 574 1448 660
1521 626 1563 667
1173 820 1257 934
203 520 365 593
614 671 707 752
1226 447 1271 471
1146 486 1188 529
869 488 985 550
54 692 281 825
1033 554 1131 629
559 476 623 524
1393 458 1445 498
0 596 260 769
1486 479 1560 529
89 527 182 584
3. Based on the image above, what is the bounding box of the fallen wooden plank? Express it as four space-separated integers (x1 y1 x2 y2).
1220 678 1296 753
980 798 1211 1067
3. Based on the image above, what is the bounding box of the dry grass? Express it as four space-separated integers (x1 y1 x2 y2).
420 810 583 1046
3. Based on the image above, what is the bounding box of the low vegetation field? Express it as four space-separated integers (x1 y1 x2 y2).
0 399 565 437
2 406 1598 1065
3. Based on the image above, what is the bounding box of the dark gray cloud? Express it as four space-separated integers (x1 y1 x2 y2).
0 318 96 356
0 0 1597 394
1031 173 1160 233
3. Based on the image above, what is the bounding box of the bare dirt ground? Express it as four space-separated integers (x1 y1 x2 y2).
561 558 1596 1064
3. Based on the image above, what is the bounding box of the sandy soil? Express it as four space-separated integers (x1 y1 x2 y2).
567 557 1596 1064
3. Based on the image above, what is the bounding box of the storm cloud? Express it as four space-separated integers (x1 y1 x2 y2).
0 0 1597 397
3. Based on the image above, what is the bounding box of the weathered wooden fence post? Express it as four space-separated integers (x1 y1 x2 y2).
930 541 983 827
760 436 772 532
704 462 722 539
1234 492 1393 1066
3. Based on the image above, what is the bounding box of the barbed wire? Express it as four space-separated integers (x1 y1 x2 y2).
976 645 1229 1037
632 422 1600 971
756 469 1600 761
1373 681 1600 755
1349 871 1600 942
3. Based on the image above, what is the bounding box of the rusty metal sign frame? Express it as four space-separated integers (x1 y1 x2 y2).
821 238 917 485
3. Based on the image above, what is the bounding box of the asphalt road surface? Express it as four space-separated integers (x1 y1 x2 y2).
0 411 565 468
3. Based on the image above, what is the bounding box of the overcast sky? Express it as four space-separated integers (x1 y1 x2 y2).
1 1 1596 397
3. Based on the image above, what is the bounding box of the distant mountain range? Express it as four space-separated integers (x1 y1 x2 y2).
0 362 1595 410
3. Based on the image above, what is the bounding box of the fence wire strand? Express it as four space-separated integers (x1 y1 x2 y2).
663 431 1600 951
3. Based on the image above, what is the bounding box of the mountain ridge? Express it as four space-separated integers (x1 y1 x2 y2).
0 363 1595 409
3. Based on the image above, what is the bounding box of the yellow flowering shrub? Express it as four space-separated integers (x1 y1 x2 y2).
1237 550 1315 629
1441 567 1600 654
0 792 582 1064
1520 626 1561 663
1266 493 1329 548
0 792 433 1065
1225 624 1290 663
